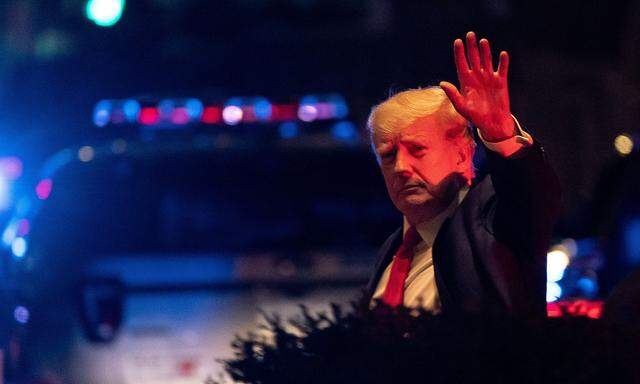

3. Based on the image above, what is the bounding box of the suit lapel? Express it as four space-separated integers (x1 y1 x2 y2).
432 217 454 311
365 227 402 298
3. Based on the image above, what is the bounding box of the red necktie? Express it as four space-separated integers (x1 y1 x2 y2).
381 226 422 307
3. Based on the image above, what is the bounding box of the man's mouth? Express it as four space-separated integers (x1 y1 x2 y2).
399 184 423 193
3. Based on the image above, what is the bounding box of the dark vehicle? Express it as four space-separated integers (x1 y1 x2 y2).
1 131 397 383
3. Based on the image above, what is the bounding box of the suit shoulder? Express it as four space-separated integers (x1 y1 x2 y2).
464 175 496 209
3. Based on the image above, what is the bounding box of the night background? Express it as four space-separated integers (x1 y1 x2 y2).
0 0 639 383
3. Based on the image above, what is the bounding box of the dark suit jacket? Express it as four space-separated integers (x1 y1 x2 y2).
366 140 561 319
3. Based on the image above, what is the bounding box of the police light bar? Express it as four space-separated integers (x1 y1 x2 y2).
93 94 349 128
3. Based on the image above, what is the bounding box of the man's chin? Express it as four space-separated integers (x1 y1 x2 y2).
398 194 431 207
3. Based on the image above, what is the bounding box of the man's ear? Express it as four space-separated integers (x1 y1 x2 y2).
456 148 474 185
456 148 467 167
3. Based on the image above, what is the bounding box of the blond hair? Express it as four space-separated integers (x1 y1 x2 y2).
367 86 476 179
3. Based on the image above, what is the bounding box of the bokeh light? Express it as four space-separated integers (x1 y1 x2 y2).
185 98 204 119
2 222 17 246
36 178 53 200
139 107 160 125
614 133 634 156
78 146 95 162
222 106 243 125
93 100 112 126
547 248 570 283
202 106 222 124
331 121 358 142
11 237 28 258
86 0 126 27
0 157 24 180
122 99 141 122
546 281 562 302
14 306 30 324
298 104 318 122
253 98 273 121
278 122 299 139
577 277 598 296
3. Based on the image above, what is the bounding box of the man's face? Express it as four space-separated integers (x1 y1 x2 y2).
374 115 468 217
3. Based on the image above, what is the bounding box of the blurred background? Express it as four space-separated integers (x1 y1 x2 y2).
0 0 639 382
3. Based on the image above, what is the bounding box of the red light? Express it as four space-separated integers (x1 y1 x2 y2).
586 304 603 319
171 107 190 125
546 302 563 318
35 178 53 200
201 106 222 124
547 300 603 318
139 107 160 125
271 104 298 121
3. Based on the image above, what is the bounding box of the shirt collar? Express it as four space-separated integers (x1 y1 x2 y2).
402 186 469 248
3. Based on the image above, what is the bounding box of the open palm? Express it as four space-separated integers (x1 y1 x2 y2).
440 32 515 142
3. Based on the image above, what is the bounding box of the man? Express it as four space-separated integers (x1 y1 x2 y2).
365 32 561 319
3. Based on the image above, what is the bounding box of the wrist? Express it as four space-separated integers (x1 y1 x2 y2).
478 116 516 142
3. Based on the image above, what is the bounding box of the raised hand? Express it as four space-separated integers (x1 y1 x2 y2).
440 31 515 142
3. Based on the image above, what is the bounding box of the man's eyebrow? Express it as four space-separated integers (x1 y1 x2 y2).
400 135 430 144
375 142 394 154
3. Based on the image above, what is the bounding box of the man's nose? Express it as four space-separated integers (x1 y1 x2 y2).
394 150 412 177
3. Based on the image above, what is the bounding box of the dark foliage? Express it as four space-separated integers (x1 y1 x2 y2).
209 297 640 384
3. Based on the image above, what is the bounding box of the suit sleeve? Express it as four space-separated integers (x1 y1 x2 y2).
484 138 562 261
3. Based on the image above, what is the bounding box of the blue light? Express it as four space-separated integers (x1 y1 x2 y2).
331 121 358 142
278 122 299 139
253 98 272 121
123 99 141 122
577 277 598 296
185 98 204 119
546 282 562 302
158 100 174 119
86 0 125 27
623 218 640 264
93 100 112 127
327 93 349 118
13 306 29 324
11 237 27 258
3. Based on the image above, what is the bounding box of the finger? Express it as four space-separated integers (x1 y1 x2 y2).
497 51 509 78
453 38 470 79
479 38 493 72
439 81 467 115
465 31 482 71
